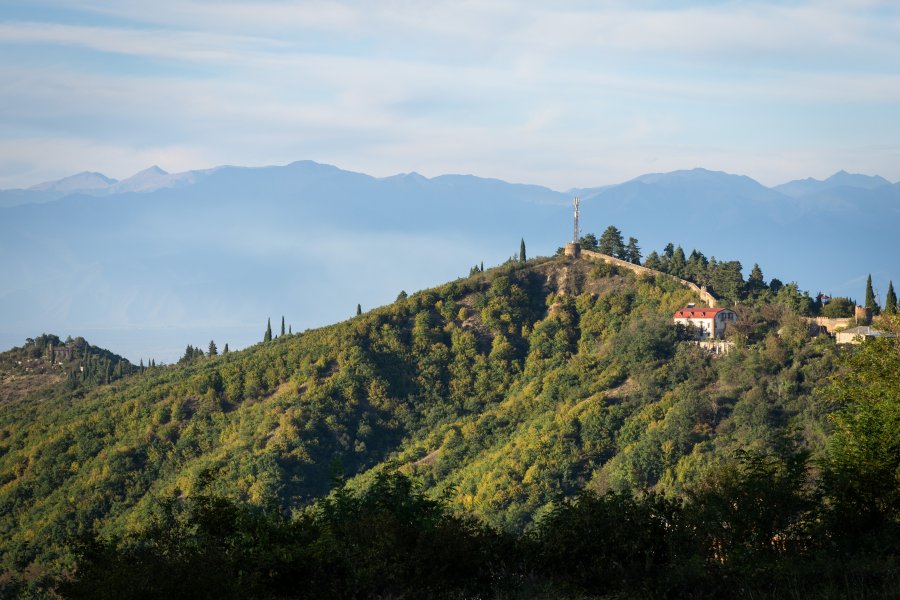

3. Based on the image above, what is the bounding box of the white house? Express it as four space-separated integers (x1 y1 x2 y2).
673 306 737 340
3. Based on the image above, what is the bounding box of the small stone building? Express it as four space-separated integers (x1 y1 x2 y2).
673 306 737 340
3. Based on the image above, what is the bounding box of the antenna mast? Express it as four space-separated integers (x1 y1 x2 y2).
573 196 580 244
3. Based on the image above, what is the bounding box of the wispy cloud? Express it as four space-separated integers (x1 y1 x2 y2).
1 0 898 187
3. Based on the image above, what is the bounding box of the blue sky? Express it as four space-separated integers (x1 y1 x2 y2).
1 0 899 189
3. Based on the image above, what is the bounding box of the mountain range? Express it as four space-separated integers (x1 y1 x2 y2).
1 161 897 362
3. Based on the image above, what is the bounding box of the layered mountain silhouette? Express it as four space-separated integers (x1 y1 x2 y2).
1 161 896 361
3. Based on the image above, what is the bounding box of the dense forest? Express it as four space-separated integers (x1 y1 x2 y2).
1 238 898 598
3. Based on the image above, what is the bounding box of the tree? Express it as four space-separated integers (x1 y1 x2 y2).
264 319 272 342
223 343 229 355
746 263 766 299
281 316 286 337
885 281 897 314
625 237 641 265
822 297 855 318
663 243 675 259
519 238 526 262
643 251 662 271
579 233 599 251
357 304 362 316
208 340 217 356
397 290 408 302
769 277 784 295
598 226 625 258
670 246 687 278
865 274 880 315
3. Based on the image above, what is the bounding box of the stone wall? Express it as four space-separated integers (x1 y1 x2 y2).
806 316 853 334
579 249 718 307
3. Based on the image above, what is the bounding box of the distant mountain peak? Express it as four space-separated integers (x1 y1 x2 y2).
28 171 117 192
775 170 890 198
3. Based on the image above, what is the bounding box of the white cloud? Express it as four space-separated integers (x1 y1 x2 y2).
0 1 898 188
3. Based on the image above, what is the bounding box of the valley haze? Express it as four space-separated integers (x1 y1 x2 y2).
1 160 896 363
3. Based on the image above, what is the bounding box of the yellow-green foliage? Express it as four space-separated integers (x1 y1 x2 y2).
0 257 844 576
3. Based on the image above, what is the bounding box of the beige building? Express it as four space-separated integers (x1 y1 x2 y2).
836 326 896 345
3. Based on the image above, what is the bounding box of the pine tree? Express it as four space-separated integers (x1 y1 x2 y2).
643 251 662 271
865 274 880 314
357 304 362 316
264 319 272 342
281 316 286 336
598 226 625 258
208 340 217 356
885 281 897 314
519 238 526 262
670 246 687 277
625 237 641 264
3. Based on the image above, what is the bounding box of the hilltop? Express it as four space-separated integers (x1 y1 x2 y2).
0 250 848 576
0 334 136 404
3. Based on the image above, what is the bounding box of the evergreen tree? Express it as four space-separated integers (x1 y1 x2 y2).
598 226 625 258
769 277 784 295
670 246 687 277
357 304 362 316
519 238 526 262
663 243 675 259
264 319 272 342
289 325 292 334
578 233 599 251
208 340 217 356
643 251 662 271
747 263 766 298
885 281 897 314
223 343 229 355
865 274 880 315
625 237 641 264
397 290 408 302
480 261 484 272
281 316 286 337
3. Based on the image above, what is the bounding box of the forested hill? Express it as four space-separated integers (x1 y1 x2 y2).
0 334 136 404
0 251 873 593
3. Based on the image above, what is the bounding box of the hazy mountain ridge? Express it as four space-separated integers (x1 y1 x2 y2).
1 161 897 362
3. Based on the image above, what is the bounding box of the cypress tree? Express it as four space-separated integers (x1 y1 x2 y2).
519 238 526 262
865 274 879 314
223 343 229 354
264 319 272 342
357 304 362 316
281 316 286 336
885 281 897 314
289 325 292 335
480 261 484 272
208 340 217 356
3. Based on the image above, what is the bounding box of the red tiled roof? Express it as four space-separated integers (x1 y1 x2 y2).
673 307 729 319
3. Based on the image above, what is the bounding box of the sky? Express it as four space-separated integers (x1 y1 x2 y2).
1 1 900 190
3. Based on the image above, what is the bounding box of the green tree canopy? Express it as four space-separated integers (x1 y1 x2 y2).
885 281 897 314
598 226 625 258
865 274 880 315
